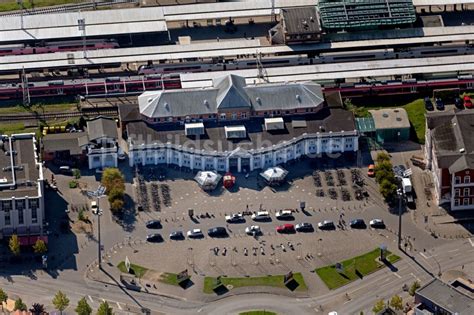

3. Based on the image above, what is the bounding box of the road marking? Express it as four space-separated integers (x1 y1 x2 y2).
197 308 202 313
448 249 459 253
88 296 93 303
393 272 402 278
419 252 431 259
469 238 474 247
116 302 122 310
343 300 352 305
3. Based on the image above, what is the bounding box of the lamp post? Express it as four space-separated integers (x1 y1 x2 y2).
78 16 86 58
397 188 403 249
88 185 106 268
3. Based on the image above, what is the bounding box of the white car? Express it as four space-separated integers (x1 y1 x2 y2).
90 201 98 214
369 219 385 228
187 229 204 238
225 213 244 223
275 209 293 219
245 225 261 235
251 211 270 221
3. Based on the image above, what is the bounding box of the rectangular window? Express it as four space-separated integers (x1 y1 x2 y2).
4 211 10 225
455 189 460 197
231 113 237 120
463 198 469 206
16 199 25 211
454 199 460 207
464 188 470 196
220 113 226 120
455 176 461 184
31 208 38 224
18 209 24 225
241 112 247 119
1 200 12 211
464 176 471 184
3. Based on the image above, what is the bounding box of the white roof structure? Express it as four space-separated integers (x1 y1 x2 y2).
265 117 285 130
225 126 247 139
260 166 288 183
194 171 222 190
185 122 205 136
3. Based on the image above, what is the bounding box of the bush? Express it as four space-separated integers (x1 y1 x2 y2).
110 199 124 213
78 209 87 222
72 168 81 179
409 280 421 296
69 181 78 189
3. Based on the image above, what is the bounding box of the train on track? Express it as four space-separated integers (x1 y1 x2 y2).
137 45 474 75
0 39 119 56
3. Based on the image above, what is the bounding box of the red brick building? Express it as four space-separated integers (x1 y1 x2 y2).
425 111 474 211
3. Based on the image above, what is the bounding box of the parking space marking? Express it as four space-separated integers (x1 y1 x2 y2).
116 302 122 310
448 249 459 253
393 272 402 279
469 238 474 247
419 252 430 259
88 295 93 303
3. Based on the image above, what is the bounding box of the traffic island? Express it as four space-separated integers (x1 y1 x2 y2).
117 261 192 288
315 248 400 290
239 311 277 315
203 273 308 294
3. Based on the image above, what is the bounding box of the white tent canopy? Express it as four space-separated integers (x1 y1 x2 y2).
194 171 222 190
260 166 288 184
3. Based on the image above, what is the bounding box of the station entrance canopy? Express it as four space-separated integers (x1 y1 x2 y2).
319 0 417 31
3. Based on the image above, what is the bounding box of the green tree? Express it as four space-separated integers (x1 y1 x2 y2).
376 152 391 164
0 288 8 311
110 199 124 213
75 297 92 315
52 291 69 315
14 298 27 311
30 303 45 315
9 234 20 256
390 295 403 310
96 301 113 315
372 299 385 313
409 280 421 296
107 188 124 204
33 239 47 254
380 178 397 200
101 168 125 193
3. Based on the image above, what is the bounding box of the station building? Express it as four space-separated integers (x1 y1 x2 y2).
425 110 474 211
0 133 45 243
126 74 358 172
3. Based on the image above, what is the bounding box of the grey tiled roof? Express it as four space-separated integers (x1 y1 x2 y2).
138 74 324 119
416 279 473 314
86 117 118 141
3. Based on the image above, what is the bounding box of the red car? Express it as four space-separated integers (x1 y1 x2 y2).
276 224 295 233
367 164 375 177
464 95 473 109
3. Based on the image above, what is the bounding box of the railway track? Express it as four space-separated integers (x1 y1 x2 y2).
0 108 118 122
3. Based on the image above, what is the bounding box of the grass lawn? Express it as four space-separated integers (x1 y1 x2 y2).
158 272 184 286
203 273 307 294
0 0 81 12
0 122 38 135
315 248 400 290
117 261 148 278
239 311 277 315
0 102 78 115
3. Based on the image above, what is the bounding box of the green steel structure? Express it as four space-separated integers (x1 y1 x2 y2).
318 0 417 31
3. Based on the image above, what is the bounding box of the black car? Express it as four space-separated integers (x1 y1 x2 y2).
169 231 184 240
424 97 434 111
455 97 464 109
208 227 228 237
435 98 444 111
295 222 314 232
349 219 366 229
145 220 162 229
146 233 163 243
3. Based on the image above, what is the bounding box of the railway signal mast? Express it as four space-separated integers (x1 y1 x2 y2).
256 52 269 83
17 0 25 29
78 16 87 58
21 67 30 107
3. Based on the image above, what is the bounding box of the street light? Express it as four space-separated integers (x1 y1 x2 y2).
87 185 106 269
397 188 403 249
77 16 86 58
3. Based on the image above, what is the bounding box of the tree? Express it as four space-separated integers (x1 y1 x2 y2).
101 168 125 193
110 199 124 213
75 297 92 315
9 234 20 256
96 301 113 315
52 290 69 315
380 178 397 200
30 303 45 315
372 299 385 313
390 295 403 310
409 280 421 296
33 239 47 254
0 288 8 311
376 152 391 164
14 298 27 311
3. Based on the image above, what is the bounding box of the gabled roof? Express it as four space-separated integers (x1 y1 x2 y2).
86 117 118 141
213 74 251 110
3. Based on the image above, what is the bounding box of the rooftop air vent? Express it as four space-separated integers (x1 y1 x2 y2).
394 109 399 113
147 98 153 103
164 102 169 110
256 97 261 104
396 117 402 121
296 94 301 102
204 99 209 107
383 113 389 118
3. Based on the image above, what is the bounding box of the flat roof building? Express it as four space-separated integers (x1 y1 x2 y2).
0 133 45 242
369 108 411 143
270 6 322 44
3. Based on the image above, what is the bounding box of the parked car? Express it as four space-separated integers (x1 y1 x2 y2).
225 213 244 223
424 97 434 111
146 234 163 243
145 220 162 229
295 222 314 232
435 97 445 110
464 95 473 109
455 97 464 109
276 224 295 233
251 211 270 221
318 220 335 230
208 227 228 237
187 229 204 238
169 231 184 240
393 164 407 178
367 164 375 177
349 219 366 229
369 219 385 228
275 209 294 220
245 225 261 235
90 201 98 215
59 165 73 175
